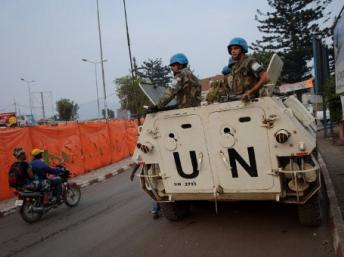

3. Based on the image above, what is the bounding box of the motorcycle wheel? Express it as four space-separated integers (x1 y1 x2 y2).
64 184 81 207
20 199 43 224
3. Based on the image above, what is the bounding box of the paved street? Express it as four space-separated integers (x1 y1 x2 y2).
0 170 334 257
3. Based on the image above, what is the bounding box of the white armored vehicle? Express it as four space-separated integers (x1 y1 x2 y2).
134 55 322 225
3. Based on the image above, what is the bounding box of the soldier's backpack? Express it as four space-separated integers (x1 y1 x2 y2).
8 162 25 188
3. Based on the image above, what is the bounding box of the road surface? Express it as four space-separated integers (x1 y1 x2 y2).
0 171 334 257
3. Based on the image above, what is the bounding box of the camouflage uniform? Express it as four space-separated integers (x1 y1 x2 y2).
206 76 231 103
230 56 264 96
157 67 201 108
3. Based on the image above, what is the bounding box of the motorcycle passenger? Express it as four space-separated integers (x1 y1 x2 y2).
30 149 63 203
9 148 34 189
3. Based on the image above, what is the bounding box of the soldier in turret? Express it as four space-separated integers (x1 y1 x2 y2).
155 53 202 109
227 37 269 101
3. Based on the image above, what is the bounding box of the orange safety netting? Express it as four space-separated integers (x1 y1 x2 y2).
0 120 138 200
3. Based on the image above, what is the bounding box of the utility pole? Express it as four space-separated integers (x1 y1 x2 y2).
20 78 35 117
96 0 108 119
40 92 46 119
123 0 135 78
82 58 107 118
13 98 17 115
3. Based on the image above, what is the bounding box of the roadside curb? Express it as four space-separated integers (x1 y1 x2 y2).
319 153 344 257
0 162 136 218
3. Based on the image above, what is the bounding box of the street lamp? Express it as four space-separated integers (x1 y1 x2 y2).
20 78 35 117
95 0 109 119
81 58 108 118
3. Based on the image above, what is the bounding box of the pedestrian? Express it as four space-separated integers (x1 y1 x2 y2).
227 37 269 101
129 162 161 219
155 53 202 109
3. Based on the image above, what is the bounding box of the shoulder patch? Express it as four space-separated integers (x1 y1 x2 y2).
251 62 261 71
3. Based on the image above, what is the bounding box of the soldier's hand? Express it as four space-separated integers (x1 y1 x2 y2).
147 105 159 113
241 91 251 102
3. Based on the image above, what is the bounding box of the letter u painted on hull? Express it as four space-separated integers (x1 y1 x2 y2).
228 147 258 178
173 151 199 179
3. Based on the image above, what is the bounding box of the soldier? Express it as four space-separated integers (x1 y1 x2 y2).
206 66 231 103
227 37 269 101
155 53 201 109
206 58 236 103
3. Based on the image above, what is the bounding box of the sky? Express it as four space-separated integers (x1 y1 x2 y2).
0 0 342 120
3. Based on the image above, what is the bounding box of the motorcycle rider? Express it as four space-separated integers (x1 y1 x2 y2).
30 149 63 203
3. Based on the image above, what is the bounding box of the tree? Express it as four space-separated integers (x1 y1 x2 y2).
115 76 151 116
251 50 274 69
324 76 342 124
56 98 79 121
134 58 172 87
102 108 115 119
252 0 332 83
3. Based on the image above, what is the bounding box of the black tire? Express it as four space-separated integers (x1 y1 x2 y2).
160 201 190 221
64 184 81 207
298 191 322 226
20 199 43 224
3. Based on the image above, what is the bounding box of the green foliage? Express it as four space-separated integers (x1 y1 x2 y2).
324 76 342 124
101 108 115 119
115 58 172 116
250 51 274 69
115 76 151 116
252 0 332 83
134 58 172 87
56 98 79 121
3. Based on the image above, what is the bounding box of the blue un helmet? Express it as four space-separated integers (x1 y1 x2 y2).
169 53 189 66
222 66 231 75
228 57 236 67
227 37 248 53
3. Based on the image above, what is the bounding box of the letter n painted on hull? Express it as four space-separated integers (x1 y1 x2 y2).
228 147 258 178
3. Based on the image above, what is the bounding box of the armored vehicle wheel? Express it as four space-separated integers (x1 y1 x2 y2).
161 202 190 221
298 191 322 226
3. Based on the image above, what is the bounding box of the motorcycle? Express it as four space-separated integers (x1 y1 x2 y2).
14 165 81 223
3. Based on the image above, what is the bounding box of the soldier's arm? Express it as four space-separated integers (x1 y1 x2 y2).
206 82 216 103
242 61 269 101
157 87 177 108
206 91 215 103
247 71 269 96
157 75 184 108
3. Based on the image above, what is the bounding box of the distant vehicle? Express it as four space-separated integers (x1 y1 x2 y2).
0 112 17 127
37 118 57 126
17 115 36 127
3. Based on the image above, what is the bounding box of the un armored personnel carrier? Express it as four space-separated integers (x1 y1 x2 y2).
133 55 323 225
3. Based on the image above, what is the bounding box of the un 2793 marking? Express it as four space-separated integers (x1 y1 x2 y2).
173 147 258 179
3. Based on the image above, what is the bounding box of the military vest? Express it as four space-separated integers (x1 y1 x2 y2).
231 56 259 95
175 68 201 108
